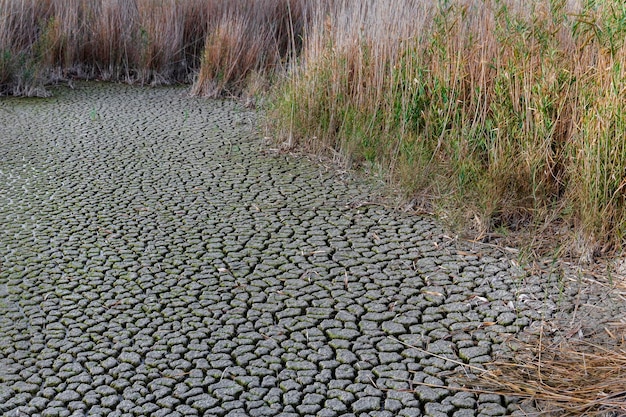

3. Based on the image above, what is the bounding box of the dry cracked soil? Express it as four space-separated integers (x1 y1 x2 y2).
0 83 624 417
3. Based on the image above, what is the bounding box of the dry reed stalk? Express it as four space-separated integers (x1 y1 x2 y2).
192 17 254 97
1 0 216 89
43 0 76 69
395 320 626 416
192 0 307 98
89 0 138 80
284 0 433 149
180 0 211 76
0 0 53 94
136 0 183 84
0 0 52 51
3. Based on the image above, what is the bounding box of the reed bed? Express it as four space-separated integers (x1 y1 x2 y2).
191 0 308 98
0 0 306 96
271 0 626 261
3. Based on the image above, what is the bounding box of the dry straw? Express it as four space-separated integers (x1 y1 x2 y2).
396 321 626 416
466 326 626 416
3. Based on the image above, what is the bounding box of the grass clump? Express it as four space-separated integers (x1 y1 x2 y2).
403 322 626 416
270 0 626 260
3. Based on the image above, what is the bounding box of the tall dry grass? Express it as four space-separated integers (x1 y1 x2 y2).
271 0 626 260
0 0 306 96
192 0 309 98
0 0 201 92
0 0 53 95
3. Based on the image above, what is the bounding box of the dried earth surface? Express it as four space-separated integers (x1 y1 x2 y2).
1 83 624 417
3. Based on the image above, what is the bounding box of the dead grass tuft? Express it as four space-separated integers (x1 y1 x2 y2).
398 319 626 416
464 324 626 416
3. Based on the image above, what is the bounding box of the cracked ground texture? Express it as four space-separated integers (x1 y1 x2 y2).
0 83 606 417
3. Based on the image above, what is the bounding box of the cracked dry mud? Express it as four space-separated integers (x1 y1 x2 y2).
0 83 609 417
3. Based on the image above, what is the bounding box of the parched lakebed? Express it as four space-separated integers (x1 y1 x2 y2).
0 83 592 417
